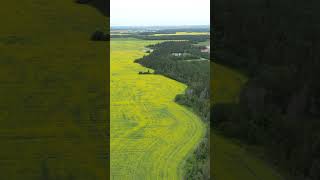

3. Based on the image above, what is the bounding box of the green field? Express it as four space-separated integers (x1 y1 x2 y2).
0 1 108 179
211 62 247 104
211 62 284 180
110 38 206 179
195 40 210 47
211 133 284 180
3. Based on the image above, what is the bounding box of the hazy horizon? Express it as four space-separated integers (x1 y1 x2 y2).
111 0 210 26
111 25 210 27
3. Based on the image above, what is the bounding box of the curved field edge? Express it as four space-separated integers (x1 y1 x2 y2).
211 62 284 180
110 38 206 179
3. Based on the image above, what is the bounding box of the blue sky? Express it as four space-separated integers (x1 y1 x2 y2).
111 0 210 26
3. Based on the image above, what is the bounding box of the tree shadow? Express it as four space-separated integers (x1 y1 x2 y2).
88 0 109 17
76 0 109 17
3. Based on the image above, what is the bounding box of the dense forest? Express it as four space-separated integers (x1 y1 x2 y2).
213 1 320 179
136 41 210 122
135 40 210 179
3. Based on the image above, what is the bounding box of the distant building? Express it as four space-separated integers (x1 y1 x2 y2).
144 48 154 53
201 46 210 53
172 52 183 57
171 52 190 57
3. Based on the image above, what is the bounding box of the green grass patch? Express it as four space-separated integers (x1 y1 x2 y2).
195 40 210 47
211 132 284 180
211 62 247 104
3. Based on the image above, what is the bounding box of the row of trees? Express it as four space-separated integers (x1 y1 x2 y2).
213 0 320 179
111 34 210 43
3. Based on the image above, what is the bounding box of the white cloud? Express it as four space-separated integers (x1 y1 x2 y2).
111 0 210 26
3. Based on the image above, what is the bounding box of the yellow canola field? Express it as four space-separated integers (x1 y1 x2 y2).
110 38 206 179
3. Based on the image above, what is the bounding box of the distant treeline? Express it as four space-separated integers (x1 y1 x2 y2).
111 34 209 43
213 1 320 179
140 35 209 43
138 28 210 35
135 41 210 179
156 28 209 33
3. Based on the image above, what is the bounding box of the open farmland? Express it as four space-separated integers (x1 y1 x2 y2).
110 38 206 179
211 62 284 180
0 1 108 179
211 62 247 104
